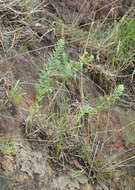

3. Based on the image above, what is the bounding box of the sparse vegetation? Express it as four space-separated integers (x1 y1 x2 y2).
35 39 83 104
0 137 14 154
82 84 124 115
0 0 135 189
107 9 135 70
9 80 23 104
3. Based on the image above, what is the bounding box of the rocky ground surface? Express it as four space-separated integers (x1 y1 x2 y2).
0 0 135 189
0 65 135 189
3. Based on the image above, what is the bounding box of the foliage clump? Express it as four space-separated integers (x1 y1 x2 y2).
107 14 135 69
82 84 124 115
35 39 83 104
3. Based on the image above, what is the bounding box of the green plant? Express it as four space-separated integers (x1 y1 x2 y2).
0 137 14 154
107 12 135 69
55 103 68 158
35 39 65 103
82 84 124 116
35 39 83 105
9 80 23 104
33 39 97 157
27 39 85 127
28 103 41 124
72 84 125 182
